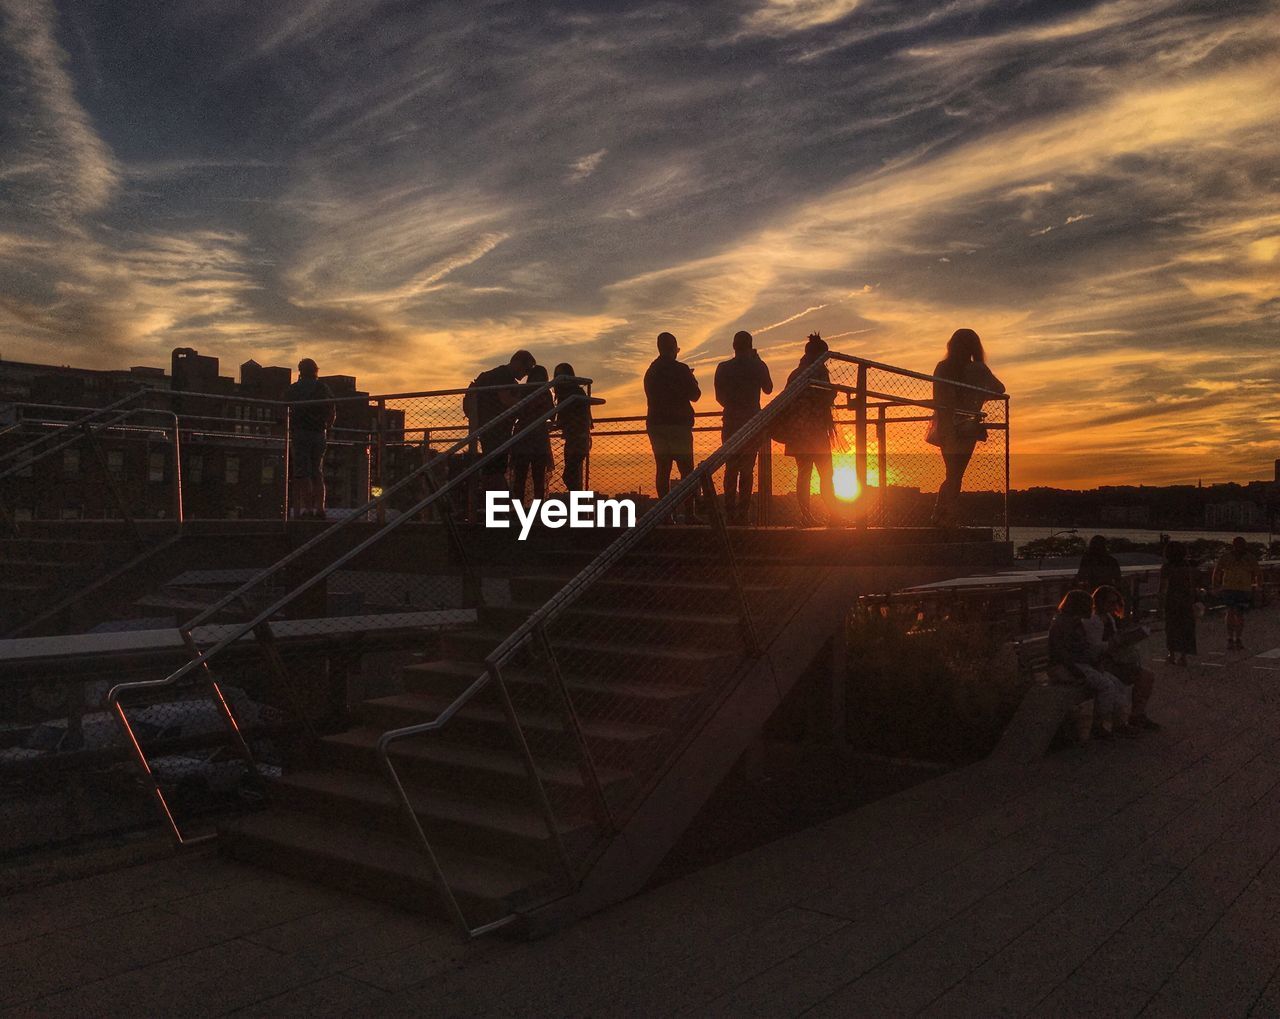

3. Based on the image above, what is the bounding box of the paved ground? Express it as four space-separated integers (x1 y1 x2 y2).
7 607 1280 1017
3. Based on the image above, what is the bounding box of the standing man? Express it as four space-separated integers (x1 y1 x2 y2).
466 349 536 490
714 330 773 525
644 332 701 521
1213 536 1261 650
287 358 336 520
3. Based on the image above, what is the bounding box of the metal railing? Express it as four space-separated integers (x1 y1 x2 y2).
106 378 600 846
372 350 1009 936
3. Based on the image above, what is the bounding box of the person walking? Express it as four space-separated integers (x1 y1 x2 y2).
509 364 554 503
1160 540 1197 666
287 358 335 520
1213 536 1261 650
643 332 701 522
927 328 1005 527
465 349 537 491
552 363 592 492
781 334 839 527
713 330 773 524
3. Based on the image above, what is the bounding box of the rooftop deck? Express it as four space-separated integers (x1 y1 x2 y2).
6 604 1280 1016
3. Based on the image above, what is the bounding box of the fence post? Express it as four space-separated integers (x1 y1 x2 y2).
854 363 868 529
375 398 387 526
758 434 772 527
875 404 887 528
1003 397 1011 542
282 407 292 523
170 414 184 528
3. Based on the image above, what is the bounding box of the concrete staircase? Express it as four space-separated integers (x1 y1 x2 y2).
221 526 1011 932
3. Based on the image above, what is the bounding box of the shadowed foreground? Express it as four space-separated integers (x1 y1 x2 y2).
7 608 1280 1017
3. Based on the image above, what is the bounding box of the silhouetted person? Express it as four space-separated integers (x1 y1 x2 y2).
1160 540 1197 666
467 349 536 490
553 362 592 491
1213 536 1260 650
1076 535 1124 594
714 330 773 525
510 365 553 503
287 358 335 519
1087 585 1160 731
928 328 1004 527
644 332 700 521
1048 589 1136 739
782 334 839 527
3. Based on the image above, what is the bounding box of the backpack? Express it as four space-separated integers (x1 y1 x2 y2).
462 376 482 422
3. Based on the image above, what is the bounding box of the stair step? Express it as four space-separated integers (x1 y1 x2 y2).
359 691 669 767
441 628 740 680
509 574 784 608
271 769 594 864
480 602 742 647
317 726 635 808
220 809 557 923
403 659 707 722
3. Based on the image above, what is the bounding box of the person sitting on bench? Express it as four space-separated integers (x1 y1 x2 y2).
1087 585 1160 732
1048 589 1140 740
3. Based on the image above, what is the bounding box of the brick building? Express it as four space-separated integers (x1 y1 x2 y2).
0 349 405 521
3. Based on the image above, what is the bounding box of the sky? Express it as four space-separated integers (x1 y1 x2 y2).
1 0 1278 488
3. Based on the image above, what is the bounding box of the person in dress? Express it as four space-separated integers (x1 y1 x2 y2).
928 329 1005 527
1160 540 1197 667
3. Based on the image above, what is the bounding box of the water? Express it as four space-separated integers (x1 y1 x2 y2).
1010 526 1273 547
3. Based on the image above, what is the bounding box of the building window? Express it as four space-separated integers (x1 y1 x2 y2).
149 451 167 483
63 448 80 476
61 506 82 520
261 461 276 485
186 455 203 484
224 456 240 484
107 450 124 479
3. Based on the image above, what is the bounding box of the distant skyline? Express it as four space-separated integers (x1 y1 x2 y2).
2 0 1278 488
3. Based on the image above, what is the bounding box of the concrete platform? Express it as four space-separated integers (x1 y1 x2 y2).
6 607 1280 1016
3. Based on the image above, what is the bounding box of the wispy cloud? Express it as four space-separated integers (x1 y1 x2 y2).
0 0 1277 484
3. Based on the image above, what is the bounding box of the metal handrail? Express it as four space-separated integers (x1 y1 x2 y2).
372 353 844 936
0 389 147 469
372 350 1013 936
106 383 599 845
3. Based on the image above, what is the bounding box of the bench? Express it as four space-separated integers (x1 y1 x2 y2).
992 634 1093 764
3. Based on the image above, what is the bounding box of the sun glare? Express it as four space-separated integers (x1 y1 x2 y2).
831 462 860 501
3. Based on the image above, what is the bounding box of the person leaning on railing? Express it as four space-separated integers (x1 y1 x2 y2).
465 349 536 492
643 332 702 523
778 333 840 528
287 358 336 520
927 328 1005 528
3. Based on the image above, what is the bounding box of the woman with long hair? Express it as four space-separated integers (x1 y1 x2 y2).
783 333 840 526
928 328 1005 526
552 362 592 491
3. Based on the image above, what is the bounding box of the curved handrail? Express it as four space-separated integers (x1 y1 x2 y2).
105 383 597 708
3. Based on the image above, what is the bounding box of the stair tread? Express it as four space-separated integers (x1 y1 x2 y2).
404 659 705 701
223 809 550 901
452 630 737 662
513 574 783 593
502 602 741 626
366 692 668 742
274 768 591 838
322 726 633 788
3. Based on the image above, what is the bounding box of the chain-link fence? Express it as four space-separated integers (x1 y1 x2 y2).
370 351 1010 933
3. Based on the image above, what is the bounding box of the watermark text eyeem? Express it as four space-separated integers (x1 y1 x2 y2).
485 491 637 540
